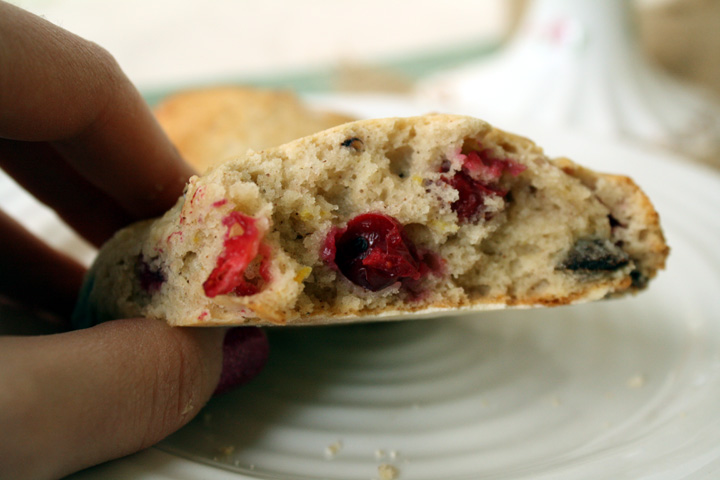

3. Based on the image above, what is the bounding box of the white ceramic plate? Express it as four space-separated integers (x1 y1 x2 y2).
46 94 720 479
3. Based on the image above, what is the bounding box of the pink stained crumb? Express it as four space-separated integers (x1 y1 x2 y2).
203 212 273 298
190 186 205 205
212 199 228 208
166 231 183 243
197 311 209 321
320 226 342 269
401 248 446 301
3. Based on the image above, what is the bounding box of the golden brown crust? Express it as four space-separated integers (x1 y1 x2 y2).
552 157 669 286
172 264 632 328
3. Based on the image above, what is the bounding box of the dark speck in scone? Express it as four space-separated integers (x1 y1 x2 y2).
559 238 630 272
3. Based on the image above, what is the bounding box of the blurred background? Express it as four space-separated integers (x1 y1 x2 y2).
11 0 513 94
9 0 719 97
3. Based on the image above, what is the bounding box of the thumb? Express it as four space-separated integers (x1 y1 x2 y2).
0 318 266 480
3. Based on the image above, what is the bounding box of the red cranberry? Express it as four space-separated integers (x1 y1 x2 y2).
462 149 526 181
322 213 428 291
441 170 505 222
441 149 525 222
204 212 272 297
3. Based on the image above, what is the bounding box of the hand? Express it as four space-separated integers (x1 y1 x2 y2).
0 3 268 479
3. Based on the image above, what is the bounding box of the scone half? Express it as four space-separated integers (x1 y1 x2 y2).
73 114 668 327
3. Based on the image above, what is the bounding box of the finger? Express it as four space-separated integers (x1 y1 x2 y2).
0 2 195 220
52 84 195 220
0 140 132 246
0 209 85 321
0 320 224 480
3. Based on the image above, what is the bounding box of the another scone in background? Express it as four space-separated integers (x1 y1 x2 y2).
153 87 356 173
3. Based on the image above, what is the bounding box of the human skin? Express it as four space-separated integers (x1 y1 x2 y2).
0 3 266 478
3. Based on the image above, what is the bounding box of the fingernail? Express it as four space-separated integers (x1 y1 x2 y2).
214 327 269 395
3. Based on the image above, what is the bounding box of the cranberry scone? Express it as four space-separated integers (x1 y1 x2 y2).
72 114 668 328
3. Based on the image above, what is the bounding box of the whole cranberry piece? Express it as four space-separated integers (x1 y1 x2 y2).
322 213 426 292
